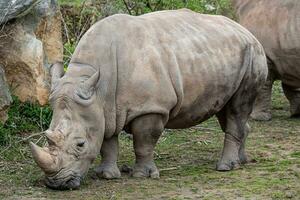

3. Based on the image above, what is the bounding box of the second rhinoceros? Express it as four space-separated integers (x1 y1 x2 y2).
30 9 267 190
232 0 300 120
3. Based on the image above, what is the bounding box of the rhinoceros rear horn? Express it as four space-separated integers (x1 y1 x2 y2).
45 130 63 146
30 142 58 173
50 62 64 88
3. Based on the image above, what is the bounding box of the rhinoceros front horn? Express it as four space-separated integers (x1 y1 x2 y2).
50 62 64 89
30 142 57 173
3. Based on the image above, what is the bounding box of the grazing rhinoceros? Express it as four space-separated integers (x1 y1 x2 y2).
30 9 267 190
231 0 300 120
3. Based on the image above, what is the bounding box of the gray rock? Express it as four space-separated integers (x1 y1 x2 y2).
0 0 39 24
34 0 58 17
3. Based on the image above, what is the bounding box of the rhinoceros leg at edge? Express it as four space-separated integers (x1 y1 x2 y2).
216 76 258 171
282 84 300 118
250 67 276 121
130 114 164 178
95 135 121 179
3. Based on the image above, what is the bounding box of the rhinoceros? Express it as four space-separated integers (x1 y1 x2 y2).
231 0 300 120
30 9 267 190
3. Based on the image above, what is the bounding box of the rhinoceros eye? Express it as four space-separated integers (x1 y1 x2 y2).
77 141 85 148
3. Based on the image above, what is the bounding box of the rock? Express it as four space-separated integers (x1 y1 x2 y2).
0 65 12 123
0 0 38 24
0 0 63 105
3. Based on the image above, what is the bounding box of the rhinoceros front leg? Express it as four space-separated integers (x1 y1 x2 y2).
95 135 121 179
251 68 276 121
282 84 300 118
130 114 164 178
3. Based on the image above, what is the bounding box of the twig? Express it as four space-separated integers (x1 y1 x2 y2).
75 16 91 45
61 15 70 44
122 0 133 15
18 131 45 143
35 135 44 144
160 167 179 172
39 107 44 131
0 136 12 155
154 0 162 11
194 126 220 132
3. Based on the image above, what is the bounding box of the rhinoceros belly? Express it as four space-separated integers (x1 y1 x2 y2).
273 52 300 87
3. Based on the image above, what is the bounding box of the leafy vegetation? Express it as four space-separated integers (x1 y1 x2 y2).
0 96 51 145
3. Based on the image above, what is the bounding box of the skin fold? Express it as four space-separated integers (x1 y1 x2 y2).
30 9 268 190
232 0 300 120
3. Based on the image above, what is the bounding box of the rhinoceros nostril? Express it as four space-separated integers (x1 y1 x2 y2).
66 177 81 190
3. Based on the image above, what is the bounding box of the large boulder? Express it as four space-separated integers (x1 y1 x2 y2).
0 0 63 110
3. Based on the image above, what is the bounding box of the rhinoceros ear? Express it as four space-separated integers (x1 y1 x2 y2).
83 71 100 91
76 71 100 101
50 62 64 89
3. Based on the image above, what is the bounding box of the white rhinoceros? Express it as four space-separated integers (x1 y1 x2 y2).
30 9 267 190
231 0 300 120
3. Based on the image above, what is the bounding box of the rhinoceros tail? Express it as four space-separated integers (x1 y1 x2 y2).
236 44 254 88
242 44 254 73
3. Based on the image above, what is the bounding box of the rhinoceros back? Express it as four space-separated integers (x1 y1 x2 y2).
70 9 267 134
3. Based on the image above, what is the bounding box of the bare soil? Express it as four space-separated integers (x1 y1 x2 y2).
0 82 299 200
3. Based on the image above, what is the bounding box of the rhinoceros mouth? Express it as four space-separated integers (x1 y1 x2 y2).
45 172 81 190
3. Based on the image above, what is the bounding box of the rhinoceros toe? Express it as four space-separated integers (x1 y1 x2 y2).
131 163 160 178
216 160 241 171
94 163 121 179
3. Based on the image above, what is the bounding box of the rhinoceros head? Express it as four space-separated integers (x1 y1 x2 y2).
30 62 104 190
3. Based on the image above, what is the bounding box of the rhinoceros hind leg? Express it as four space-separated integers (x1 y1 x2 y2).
216 80 257 171
95 135 121 179
130 114 164 178
238 123 251 164
250 69 275 121
282 84 300 118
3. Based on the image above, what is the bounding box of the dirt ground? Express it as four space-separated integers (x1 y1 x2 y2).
0 82 299 200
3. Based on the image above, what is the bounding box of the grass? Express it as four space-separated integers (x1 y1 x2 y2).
0 82 299 199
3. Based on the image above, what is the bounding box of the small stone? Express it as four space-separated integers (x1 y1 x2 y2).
285 191 294 199
120 164 132 173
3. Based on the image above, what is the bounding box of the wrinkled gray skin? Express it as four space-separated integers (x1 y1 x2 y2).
30 9 268 190
232 0 300 120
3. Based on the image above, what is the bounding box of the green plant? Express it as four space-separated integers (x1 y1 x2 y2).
0 96 52 145
119 0 234 17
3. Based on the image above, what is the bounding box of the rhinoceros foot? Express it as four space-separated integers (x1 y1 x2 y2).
216 160 241 171
131 161 159 178
94 163 121 179
250 111 272 121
